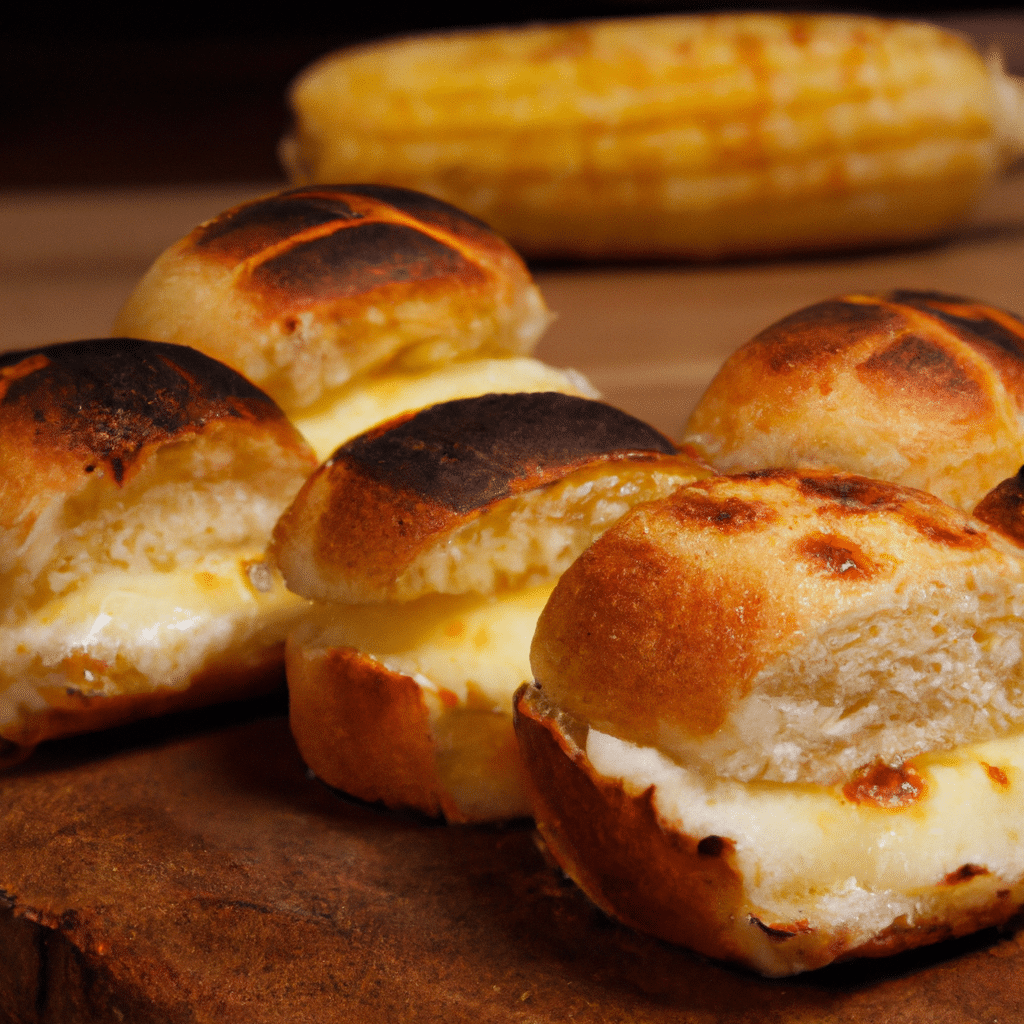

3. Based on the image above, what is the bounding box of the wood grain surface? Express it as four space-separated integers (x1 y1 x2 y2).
2 167 1024 1021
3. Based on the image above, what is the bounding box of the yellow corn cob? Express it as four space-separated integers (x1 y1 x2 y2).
282 13 1024 260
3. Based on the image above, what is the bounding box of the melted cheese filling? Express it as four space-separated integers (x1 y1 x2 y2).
0 552 308 727
297 582 556 714
290 356 595 460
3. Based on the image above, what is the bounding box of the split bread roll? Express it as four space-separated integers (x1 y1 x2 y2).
113 184 590 459
0 338 318 765
271 392 710 821
682 290 1024 513
516 469 1024 975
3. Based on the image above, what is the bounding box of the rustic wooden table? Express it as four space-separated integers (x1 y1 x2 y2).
2 164 1024 1022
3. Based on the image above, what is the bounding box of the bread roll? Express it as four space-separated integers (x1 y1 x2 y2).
682 291 1024 512
272 392 710 821
517 469 1024 974
0 339 318 764
112 184 589 459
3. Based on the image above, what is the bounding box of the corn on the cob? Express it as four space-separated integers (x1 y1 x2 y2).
282 14 1024 260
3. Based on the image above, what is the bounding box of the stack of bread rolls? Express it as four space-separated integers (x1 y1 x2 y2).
271 391 710 822
113 184 593 460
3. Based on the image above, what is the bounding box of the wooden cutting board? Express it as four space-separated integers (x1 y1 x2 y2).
2 174 1024 1022
3 699 1024 1024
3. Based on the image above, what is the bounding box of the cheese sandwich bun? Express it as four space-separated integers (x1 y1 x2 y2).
516 469 1024 975
0 339 318 764
681 291 1024 513
113 184 590 459
271 392 710 822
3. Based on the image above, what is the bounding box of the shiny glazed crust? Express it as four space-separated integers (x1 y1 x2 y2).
271 391 705 603
682 291 1024 512
112 184 553 413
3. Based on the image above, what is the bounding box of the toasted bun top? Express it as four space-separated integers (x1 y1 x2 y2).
113 184 553 412
682 291 1024 512
0 338 315 542
272 391 705 603
530 469 1024 785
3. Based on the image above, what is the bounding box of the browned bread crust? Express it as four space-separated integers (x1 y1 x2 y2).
529 469 1024 784
0 339 307 533
682 290 1024 512
275 392 709 821
517 469 1024 974
113 185 553 414
272 391 699 604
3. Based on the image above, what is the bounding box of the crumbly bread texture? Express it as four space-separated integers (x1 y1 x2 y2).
530 470 1024 784
275 392 710 821
0 339 318 761
272 391 710 604
112 184 555 417
518 469 1024 973
682 291 1024 513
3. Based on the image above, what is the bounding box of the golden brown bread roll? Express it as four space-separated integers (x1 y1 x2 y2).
272 392 710 821
682 291 1024 513
516 470 1024 975
0 339 318 763
112 184 589 459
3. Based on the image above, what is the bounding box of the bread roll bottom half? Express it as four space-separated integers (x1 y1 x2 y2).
517 469 1024 975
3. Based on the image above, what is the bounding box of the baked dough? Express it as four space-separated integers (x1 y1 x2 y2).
682 290 1024 512
517 469 1024 974
272 392 710 821
0 338 318 763
112 184 589 459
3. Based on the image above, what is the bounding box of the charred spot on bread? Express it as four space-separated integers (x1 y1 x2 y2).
755 298 900 373
794 533 882 579
887 290 1024 361
943 863 990 885
855 334 986 415
337 392 678 515
0 339 286 486
973 469 1024 544
193 190 363 259
841 759 926 809
665 491 778 533
248 222 483 307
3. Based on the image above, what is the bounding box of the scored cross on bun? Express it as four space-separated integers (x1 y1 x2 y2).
271 392 710 822
516 470 1024 975
682 291 1024 513
113 184 591 459
0 338 318 764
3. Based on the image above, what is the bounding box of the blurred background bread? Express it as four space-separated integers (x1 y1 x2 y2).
0 338 317 763
517 469 1024 975
282 13 1024 261
682 290 1024 512
272 392 710 821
